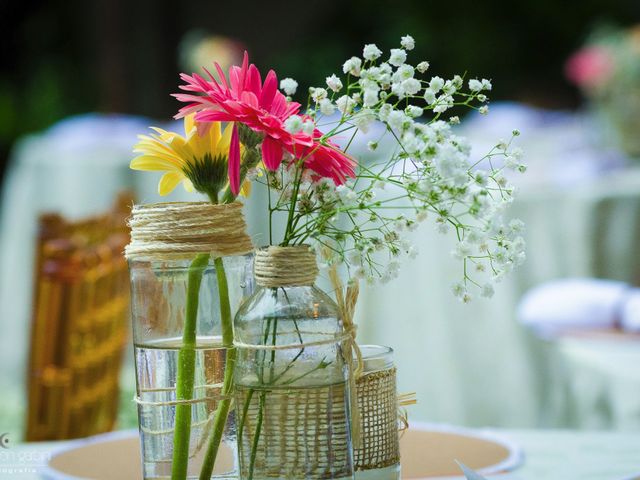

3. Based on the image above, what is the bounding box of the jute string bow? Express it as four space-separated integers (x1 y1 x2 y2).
124 201 253 260
326 254 364 449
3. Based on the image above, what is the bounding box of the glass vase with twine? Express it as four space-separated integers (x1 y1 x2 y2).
233 245 355 480
354 345 401 480
126 201 253 480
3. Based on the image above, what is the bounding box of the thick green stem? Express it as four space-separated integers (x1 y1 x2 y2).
198 257 234 480
172 253 210 480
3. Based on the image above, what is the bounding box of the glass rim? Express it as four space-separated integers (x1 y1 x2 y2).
358 344 393 360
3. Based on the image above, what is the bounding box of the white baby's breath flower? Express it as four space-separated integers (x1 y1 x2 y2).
363 43 383 61
509 219 525 234
343 57 363 76
433 94 454 113
389 48 407 67
416 61 430 73
367 141 378 152
451 282 466 298
376 63 393 84
479 105 489 115
354 109 376 133
481 78 492 90
429 76 445 92
347 250 362 265
405 105 423 118
402 78 421 96
319 98 335 116
353 267 366 280
387 110 410 131
336 184 358 206
504 154 519 170
302 120 315 135
391 82 407 99
336 95 356 114
326 74 343 92
310 87 328 102
477 94 487 102
468 79 483 92
510 147 524 160
436 217 450 234
280 78 298 95
378 103 393 122
392 64 415 82
423 88 436 104
443 79 457 95
401 131 424 154
481 283 495 298
416 210 428 222
363 89 378 107
400 35 415 50
283 115 303 134
452 241 472 259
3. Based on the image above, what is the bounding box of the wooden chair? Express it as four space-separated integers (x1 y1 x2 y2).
25 194 132 441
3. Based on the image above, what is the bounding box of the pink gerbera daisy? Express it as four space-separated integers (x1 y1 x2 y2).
174 52 355 194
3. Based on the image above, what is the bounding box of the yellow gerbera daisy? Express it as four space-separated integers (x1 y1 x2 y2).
131 115 248 201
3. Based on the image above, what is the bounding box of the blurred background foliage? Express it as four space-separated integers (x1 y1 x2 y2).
1 0 639 184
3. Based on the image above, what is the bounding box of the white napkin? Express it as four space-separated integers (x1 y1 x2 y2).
518 278 640 336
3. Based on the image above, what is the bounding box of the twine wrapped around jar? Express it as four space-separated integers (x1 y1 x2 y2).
254 245 319 287
125 201 253 261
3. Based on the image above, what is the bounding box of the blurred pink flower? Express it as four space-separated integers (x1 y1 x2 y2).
175 52 355 193
565 46 614 90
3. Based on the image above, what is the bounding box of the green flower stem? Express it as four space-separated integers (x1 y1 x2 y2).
198 256 234 480
172 253 210 480
248 392 266 480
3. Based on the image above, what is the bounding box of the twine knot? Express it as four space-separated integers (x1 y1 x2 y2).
254 245 318 287
125 202 253 260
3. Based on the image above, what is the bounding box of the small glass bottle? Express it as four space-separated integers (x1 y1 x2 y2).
233 245 354 480
354 345 400 480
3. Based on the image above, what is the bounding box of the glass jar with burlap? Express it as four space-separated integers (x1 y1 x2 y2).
233 245 354 480
354 345 400 480
126 201 253 480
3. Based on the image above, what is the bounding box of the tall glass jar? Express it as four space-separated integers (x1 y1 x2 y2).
130 255 252 479
126 202 254 480
354 345 400 480
233 245 354 480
